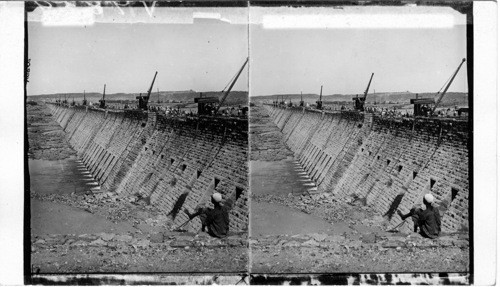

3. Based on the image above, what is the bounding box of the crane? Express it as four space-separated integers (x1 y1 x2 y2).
137 71 158 110
354 73 374 111
214 58 248 115
316 85 323 110
363 73 374 100
99 84 106 109
431 58 466 114
83 90 87 106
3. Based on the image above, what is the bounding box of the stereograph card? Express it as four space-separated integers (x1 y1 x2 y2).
0 0 497 285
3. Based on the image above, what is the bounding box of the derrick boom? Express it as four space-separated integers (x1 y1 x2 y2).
215 58 248 114
431 58 466 114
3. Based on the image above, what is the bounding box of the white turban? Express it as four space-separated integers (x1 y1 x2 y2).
424 193 434 204
212 192 223 203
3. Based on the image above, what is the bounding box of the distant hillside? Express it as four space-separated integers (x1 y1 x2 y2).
252 92 468 106
29 90 249 106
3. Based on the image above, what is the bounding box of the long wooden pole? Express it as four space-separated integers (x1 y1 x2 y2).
215 58 248 114
432 58 466 114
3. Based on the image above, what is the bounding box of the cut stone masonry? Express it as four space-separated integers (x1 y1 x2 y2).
264 105 469 233
47 104 248 232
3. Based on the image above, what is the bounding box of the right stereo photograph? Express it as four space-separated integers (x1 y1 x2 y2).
249 4 470 280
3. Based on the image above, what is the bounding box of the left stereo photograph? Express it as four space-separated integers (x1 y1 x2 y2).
27 4 249 279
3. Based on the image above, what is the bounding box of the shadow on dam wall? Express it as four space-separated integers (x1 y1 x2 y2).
46 104 249 232
265 105 469 234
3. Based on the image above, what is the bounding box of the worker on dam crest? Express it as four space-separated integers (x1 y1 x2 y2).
398 194 442 239
185 193 233 238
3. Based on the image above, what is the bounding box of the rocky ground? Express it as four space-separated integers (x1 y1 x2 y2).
249 104 470 274
31 231 247 273
28 102 248 275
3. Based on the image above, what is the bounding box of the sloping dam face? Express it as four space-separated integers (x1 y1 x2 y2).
46 104 248 232
264 105 469 233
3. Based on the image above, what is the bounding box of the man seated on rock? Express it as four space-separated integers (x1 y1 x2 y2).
185 193 233 238
397 193 441 239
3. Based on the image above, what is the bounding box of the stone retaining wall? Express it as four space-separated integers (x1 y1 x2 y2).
47 104 248 232
264 105 469 233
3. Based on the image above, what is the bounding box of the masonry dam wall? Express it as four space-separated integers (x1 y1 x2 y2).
264 105 469 233
46 104 248 232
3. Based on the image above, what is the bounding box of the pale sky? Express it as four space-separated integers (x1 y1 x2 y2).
28 7 248 95
249 6 468 96
28 5 468 96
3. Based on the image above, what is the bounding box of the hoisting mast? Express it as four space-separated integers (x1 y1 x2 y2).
83 90 87 106
354 73 374 111
431 58 466 115
214 58 248 115
99 84 106 109
316 85 323 110
138 71 158 110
